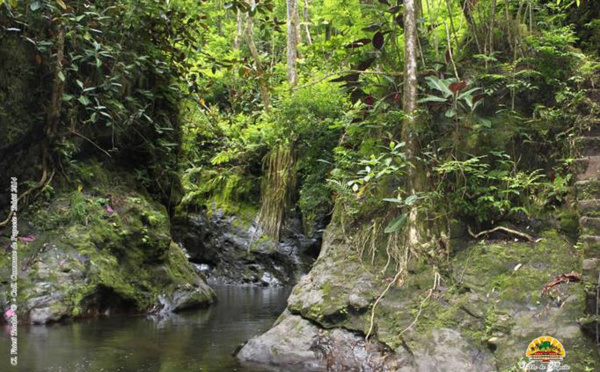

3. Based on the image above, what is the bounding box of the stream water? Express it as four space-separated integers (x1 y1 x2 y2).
0 285 291 372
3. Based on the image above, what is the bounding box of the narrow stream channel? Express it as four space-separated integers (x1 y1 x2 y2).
0 285 291 372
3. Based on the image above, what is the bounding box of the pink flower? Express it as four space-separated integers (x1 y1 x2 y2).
18 236 36 243
4 309 14 319
106 205 114 214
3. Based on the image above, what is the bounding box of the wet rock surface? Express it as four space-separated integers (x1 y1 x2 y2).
172 209 319 286
0 188 214 325
239 224 600 371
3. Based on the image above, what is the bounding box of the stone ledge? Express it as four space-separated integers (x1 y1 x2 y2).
575 156 600 181
578 199 600 216
581 216 600 235
576 136 600 157
582 235 600 259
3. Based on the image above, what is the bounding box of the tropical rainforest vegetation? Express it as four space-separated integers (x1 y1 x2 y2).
2 0 598 249
1 0 600 371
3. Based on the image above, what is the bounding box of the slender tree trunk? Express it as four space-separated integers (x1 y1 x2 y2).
47 28 65 140
425 0 440 58
286 0 299 85
244 11 270 111
294 1 301 45
460 0 482 53
303 0 312 45
488 0 497 56
402 0 423 251
234 9 243 49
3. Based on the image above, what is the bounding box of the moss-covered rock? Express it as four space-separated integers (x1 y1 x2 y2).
242 225 600 371
0 182 214 325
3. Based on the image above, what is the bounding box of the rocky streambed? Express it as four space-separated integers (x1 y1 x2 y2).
238 221 600 371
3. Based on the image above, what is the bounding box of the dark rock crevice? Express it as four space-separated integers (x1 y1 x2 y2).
172 209 322 287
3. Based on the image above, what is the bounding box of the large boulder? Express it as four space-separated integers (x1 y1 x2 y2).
239 224 600 371
0 183 214 325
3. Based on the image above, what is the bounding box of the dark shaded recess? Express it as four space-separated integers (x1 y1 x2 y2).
79 285 139 316
565 0 600 55
0 35 184 218
0 34 50 211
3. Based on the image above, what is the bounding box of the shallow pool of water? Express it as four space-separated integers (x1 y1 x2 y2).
0 285 291 372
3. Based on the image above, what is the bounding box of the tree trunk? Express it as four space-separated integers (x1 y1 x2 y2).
234 9 243 49
460 0 482 53
303 0 312 45
488 0 497 56
286 0 299 85
402 0 434 254
47 28 65 140
244 11 270 111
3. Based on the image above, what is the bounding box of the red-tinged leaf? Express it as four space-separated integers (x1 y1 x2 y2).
350 89 366 103
373 31 384 50
363 95 375 106
18 236 36 243
472 93 486 104
449 81 467 93
542 272 581 295
387 5 401 13
355 58 375 71
345 38 371 48
106 205 114 214
419 70 437 78
445 50 451 63
393 92 402 105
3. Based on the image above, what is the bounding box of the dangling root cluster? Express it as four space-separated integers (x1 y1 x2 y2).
257 143 296 242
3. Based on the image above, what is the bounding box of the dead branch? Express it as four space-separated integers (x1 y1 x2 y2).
467 225 538 243
70 130 112 158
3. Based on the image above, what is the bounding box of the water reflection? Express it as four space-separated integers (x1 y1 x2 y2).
0 286 291 372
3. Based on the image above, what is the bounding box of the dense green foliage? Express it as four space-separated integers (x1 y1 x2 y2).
0 0 205 210
2 0 600 249
175 0 599 242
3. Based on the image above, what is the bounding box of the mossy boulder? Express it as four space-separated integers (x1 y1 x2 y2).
0 185 214 325
242 225 600 371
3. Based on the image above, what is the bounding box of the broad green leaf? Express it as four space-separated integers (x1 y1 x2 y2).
384 214 407 233
425 76 453 98
78 96 91 106
404 194 418 206
458 87 481 101
445 108 457 118
418 95 448 103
